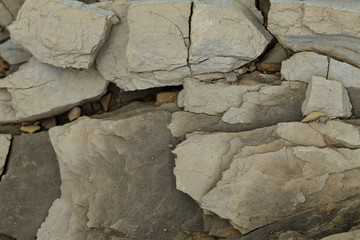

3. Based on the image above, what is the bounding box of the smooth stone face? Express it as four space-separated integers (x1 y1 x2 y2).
37 109 203 240
281 52 329 83
0 134 11 176
189 0 273 74
328 58 360 88
268 0 360 68
8 0 118 69
0 39 32 65
0 132 61 240
301 76 352 118
0 58 108 123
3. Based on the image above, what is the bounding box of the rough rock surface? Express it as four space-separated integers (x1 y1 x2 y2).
301 76 352 118
281 52 329 83
0 39 31 65
0 134 11 176
174 120 360 235
189 0 273 74
0 58 108 123
268 0 360 68
8 0 118 69
37 108 204 240
321 229 360 240
328 58 360 88
0 132 61 240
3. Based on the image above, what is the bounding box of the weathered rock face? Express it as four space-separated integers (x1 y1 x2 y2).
0 58 108 123
301 76 352 118
174 120 360 235
0 132 61 240
0 134 11 176
37 108 204 240
268 0 360 68
321 229 360 240
8 0 118 69
189 0 273 74
0 39 31 65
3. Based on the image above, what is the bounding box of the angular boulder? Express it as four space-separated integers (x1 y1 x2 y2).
37 108 204 240
0 58 108 123
301 76 352 118
174 120 360 236
8 0 118 69
268 0 360 68
189 0 273 74
0 132 61 240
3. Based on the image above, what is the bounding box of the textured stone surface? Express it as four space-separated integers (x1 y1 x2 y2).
37 108 203 240
8 0 118 68
0 132 61 240
0 58 108 123
0 2 12 27
328 58 360 88
281 52 329 83
178 78 262 115
222 81 306 124
174 120 360 235
189 0 273 74
0 39 31 65
321 229 360 240
0 134 11 176
301 76 352 118
268 0 360 68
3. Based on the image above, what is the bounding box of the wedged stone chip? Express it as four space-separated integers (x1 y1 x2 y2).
0 58 108 123
301 76 352 118
0 132 61 240
8 0 118 69
0 39 31 65
222 81 306 124
174 120 360 235
281 52 329 82
268 0 360 68
0 134 11 175
178 78 263 115
189 0 273 74
37 109 203 240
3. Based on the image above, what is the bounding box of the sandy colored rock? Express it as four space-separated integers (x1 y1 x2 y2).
281 52 329 83
301 76 352 118
0 39 31 65
0 58 108 123
268 0 360 68
155 91 180 106
2 0 25 18
8 0 118 69
68 107 81 121
301 112 326 123
0 134 11 175
189 0 273 74
20 125 40 134
321 229 360 240
328 58 360 88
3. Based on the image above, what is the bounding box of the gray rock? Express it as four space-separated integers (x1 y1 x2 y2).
0 58 108 123
8 0 118 69
321 229 360 240
0 134 11 176
0 132 61 240
37 108 204 240
268 0 360 68
301 76 352 118
0 39 31 65
0 2 12 27
328 58 360 88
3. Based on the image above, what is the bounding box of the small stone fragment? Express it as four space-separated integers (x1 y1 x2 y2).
100 93 111 112
8 0 118 68
224 72 238 83
68 107 81 121
41 117 57 130
301 112 326 123
301 76 352 118
155 91 180 106
20 125 41 134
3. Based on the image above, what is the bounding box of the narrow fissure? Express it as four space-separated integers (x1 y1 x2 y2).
0 137 13 181
186 1 194 68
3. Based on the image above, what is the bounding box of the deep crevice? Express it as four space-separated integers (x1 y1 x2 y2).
0 137 13 181
187 1 194 69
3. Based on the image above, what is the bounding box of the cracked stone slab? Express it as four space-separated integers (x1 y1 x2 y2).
0 132 61 240
8 0 118 69
0 58 108 123
268 0 360 68
189 0 273 74
37 108 203 240
301 76 352 118
174 120 360 235
0 134 11 176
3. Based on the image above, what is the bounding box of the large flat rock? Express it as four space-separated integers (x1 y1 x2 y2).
268 0 360 68
37 108 204 240
0 58 108 123
0 132 61 240
8 0 118 69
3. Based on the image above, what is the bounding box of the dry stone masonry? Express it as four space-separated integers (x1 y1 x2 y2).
1 0 360 240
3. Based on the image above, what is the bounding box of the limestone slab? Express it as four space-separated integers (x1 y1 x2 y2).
8 0 118 69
